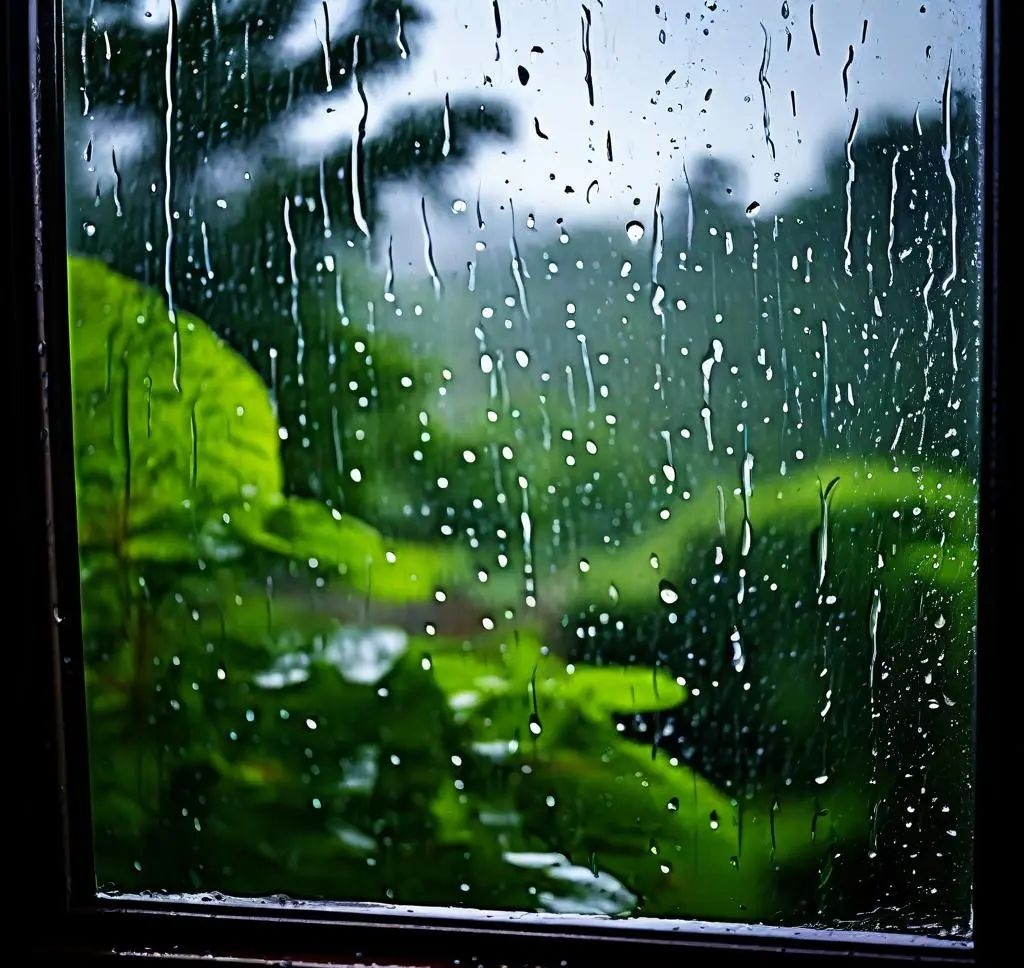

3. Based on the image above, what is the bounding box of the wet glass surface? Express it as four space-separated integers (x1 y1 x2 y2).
65 0 981 934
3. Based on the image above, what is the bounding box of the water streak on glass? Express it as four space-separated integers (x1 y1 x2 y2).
64 0 982 935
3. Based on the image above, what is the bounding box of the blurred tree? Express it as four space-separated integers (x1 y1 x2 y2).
65 0 512 509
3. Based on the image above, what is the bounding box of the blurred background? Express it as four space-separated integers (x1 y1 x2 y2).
64 0 980 935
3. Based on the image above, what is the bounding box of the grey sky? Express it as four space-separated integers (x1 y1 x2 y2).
83 1 983 274
294 0 982 269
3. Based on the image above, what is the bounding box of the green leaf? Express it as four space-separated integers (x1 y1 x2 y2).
237 496 469 603
69 256 281 559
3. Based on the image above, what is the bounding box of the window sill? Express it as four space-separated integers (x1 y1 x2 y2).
32 895 975 967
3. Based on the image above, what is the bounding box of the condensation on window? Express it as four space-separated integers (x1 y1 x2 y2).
64 0 981 935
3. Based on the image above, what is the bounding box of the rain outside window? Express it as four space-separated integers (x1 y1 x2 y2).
65 0 980 935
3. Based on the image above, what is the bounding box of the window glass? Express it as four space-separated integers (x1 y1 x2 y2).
64 0 981 934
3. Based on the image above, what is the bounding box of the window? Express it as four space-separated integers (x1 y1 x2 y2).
15 0 1006 964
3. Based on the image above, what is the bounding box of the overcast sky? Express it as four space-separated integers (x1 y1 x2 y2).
312 0 982 269
91 0 983 273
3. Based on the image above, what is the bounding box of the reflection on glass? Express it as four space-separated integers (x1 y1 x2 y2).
65 0 981 934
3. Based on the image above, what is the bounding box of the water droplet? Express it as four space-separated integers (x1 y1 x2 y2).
528 713 543 736
658 579 679 605
745 201 761 217
667 797 679 812
451 199 467 214
625 220 645 243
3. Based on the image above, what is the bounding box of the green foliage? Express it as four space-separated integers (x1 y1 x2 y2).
72 254 975 928
75 257 813 919
69 256 281 552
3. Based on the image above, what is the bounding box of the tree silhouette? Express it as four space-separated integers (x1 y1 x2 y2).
66 0 513 507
